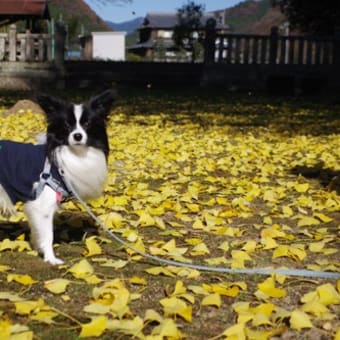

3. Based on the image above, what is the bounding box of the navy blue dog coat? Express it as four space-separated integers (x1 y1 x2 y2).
0 140 69 204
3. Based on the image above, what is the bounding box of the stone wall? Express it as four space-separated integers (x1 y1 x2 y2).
0 60 337 94
0 62 61 91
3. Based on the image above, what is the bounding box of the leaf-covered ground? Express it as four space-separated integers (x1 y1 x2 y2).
0 90 339 339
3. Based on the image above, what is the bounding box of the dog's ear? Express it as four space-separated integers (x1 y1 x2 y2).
88 89 116 118
35 94 67 118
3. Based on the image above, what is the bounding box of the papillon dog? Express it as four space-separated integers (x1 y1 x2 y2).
0 89 115 265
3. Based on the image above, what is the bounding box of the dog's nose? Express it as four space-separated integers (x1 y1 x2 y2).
73 133 83 142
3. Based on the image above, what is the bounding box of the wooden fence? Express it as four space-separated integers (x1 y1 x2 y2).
205 27 336 66
0 25 53 62
0 23 337 68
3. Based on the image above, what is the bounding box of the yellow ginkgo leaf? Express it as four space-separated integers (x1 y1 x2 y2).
201 293 221 308
0 319 11 339
84 274 103 285
263 215 273 225
203 283 243 297
7 274 37 286
242 240 257 252
80 316 107 338
222 322 246 339
31 310 59 324
136 211 155 227
272 246 290 258
144 309 164 323
309 241 326 253
314 213 333 223
294 183 309 193
301 291 318 304
252 312 272 326
282 205 294 217
301 301 329 317
204 257 228 266
246 328 283 339
169 266 200 279
190 242 210 256
129 276 147 285
99 212 124 229
316 283 340 305
84 236 102 257
151 318 184 338
218 241 230 252
171 280 187 296
0 292 23 302
83 303 111 315
154 216 166 229
160 297 192 322
100 259 128 269
231 250 252 269
111 195 129 206
0 265 10 272
15 299 45 315
273 245 306 261
335 327 340 340
145 266 175 277
106 317 144 337
44 279 70 294
290 310 313 330
252 303 275 317
262 237 278 249
288 245 307 261
0 238 31 252
68 259 94 279
192 218 205 230
297 216 320 227
257 277 286 298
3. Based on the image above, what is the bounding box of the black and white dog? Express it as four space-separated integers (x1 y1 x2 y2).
0 90 115 264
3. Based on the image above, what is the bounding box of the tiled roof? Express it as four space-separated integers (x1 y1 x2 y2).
0 0 48 17
128 39 176 51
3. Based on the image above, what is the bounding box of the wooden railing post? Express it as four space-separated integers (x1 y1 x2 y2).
8 24 17 61
55 21 66 65
25 30 34 61
204 18 216 64
269 26 279 65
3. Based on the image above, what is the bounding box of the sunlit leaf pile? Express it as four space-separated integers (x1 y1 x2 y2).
0 92 339 339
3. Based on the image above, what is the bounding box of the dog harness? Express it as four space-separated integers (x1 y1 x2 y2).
0 140 71 204
35 157 71 204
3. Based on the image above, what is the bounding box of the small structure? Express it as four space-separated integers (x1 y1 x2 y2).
128 12 229 60
0 0 55 62
0 0 50 31
80 31 126 61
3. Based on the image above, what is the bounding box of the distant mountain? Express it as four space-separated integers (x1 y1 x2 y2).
104 0 285 36
49 0 112 35
210 0 286 34
53 0 285 43
106 17 143 33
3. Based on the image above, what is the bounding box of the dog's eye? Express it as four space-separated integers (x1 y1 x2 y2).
82 122 90 129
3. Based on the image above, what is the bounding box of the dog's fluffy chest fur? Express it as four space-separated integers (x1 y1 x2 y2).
54 145 107 200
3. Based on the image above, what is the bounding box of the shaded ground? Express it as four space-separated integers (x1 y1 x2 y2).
0 90 339 339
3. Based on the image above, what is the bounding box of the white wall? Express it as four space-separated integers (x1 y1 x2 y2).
92 32 126 61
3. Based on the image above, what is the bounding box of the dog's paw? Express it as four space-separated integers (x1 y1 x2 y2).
44 256 64 265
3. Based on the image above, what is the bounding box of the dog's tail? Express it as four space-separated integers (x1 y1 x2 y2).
0 185 17 218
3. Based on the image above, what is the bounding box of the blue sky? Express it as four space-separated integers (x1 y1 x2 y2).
85 0 242 23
